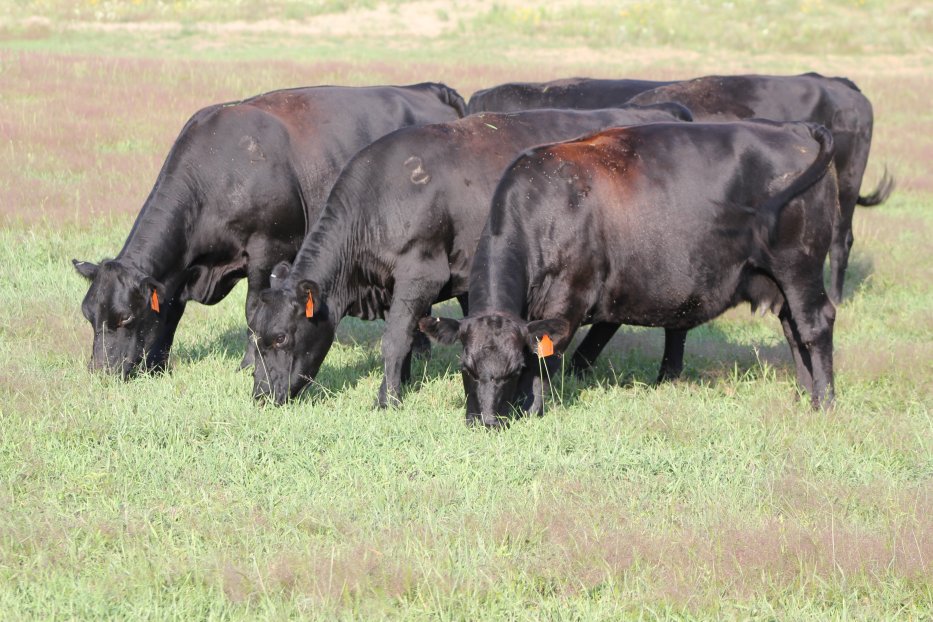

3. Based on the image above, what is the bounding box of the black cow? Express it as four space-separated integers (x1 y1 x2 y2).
421 121 839 427
72 83 465 377
472 73 892 380
466 77 672 114
248 104 692 406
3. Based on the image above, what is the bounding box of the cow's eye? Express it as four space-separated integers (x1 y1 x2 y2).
273 334 288 348
117 315 134 328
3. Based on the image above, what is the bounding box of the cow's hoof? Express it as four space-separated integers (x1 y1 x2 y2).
374 393 402 410
655 368 684 385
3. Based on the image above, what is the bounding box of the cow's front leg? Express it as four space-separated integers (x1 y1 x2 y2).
778 305 814 396
774 269 836 409
656 328 688 383
240 265 269 370
518 353 563 418
377 303 433 409
376 264 449 409
569 322 620 377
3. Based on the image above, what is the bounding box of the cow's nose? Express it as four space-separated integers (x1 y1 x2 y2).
252 382 271 402
88 356 127 377
253 381 288 406
481 412 507 429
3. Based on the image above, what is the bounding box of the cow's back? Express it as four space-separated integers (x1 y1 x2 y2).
329 105 692 250
236 85 464 220
467 78 671 113
506 121 828 236
629 73 872 131
482 121 836 326
315 106 691 296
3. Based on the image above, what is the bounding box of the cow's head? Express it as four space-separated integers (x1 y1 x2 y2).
250 263 337 405
73 258 176 377
420 313 571 427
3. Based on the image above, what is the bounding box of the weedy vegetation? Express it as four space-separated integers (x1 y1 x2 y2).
0 1 930 618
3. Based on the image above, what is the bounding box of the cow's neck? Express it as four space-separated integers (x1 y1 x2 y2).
115 176 197 281
290 202 366 324
468 232 530 318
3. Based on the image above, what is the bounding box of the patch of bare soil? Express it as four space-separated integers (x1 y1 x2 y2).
55 0 591 40
0 51 463 225
0 22 930 225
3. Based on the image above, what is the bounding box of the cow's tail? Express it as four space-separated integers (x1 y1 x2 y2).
857 168 895 206
762 123 835 240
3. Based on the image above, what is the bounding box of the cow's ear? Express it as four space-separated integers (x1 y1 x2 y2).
419 316 461 345
72 259 99 281
139 276 166 313
259 287 276 305
296 279 324 318
525 318 571 355
269 261 291 289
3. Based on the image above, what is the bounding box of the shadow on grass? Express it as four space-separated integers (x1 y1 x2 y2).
836 250 875 300
173 325 248 365
173 319 387 400
582 323 795 387
168 285 859 409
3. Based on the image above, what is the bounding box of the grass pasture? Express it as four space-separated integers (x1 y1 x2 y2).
1 1 931 618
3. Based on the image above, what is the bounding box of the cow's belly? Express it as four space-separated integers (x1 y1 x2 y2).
596 262 748 330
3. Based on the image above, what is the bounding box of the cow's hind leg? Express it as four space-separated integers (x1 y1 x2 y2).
829 180 858 304
778 305 814 396
774 278 836 409
377 260 449 408
828 219 854 305
568 322 620 377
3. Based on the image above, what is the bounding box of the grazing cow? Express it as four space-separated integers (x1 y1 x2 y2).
72 83 465 377
421 121 839 427
248 104 692 406
473 73 892 379
466 77 672 114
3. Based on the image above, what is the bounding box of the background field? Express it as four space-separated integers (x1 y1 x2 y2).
0 1 931 619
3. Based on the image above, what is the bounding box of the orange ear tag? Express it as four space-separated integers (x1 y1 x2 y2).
150 289 160 313
305 291 315 318
537 334 554 358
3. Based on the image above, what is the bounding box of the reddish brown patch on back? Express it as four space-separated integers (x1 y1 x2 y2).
547 127 638 172
542 128 643 210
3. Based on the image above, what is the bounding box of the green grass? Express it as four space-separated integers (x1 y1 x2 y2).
1 0 420 23
1 201 930 619
467 0 931 55
1 1 932 618
2 0 931 67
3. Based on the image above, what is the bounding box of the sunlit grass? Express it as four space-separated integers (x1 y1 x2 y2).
1 191 930 618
